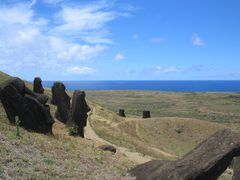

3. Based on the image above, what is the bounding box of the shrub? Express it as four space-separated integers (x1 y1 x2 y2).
68 126 78 136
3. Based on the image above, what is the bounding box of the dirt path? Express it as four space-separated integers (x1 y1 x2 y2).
85 108 153 164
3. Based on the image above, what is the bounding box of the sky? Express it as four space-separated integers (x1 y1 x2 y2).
0 0 240 80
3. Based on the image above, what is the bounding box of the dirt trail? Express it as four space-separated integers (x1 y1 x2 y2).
85 107 153 164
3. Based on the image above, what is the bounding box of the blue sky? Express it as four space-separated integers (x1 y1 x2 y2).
0 0 240 80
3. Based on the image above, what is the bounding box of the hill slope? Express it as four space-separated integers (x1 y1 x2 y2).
89 103 226 159
0 71 136 179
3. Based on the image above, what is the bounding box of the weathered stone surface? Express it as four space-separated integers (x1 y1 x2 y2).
0 77 54 134
71 90 90 137
142 110 150 118
130 129 240 180
118 109 126 117
33 77 44 94
233 157 240 180
51 82 71 123
98 145 117 153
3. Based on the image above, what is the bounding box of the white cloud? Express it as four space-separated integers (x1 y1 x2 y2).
150 37 164 43
67 66 95 75
52 4 117 33
0 4 33 25
43 0 65 5
115 53 124 60
56 44 107 61
156 66 182 73
83 36 113 44
0 1 126 78
192 33 205 46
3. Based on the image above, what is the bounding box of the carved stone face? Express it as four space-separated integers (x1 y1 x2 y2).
33 77 44 94
72 90 90 125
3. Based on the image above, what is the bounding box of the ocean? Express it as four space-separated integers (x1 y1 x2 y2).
42 80 240 92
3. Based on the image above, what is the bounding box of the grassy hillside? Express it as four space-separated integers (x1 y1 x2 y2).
87 90 240 123
87 90 240 158
0 71 135 179
0 71 11 83
89 104 227 159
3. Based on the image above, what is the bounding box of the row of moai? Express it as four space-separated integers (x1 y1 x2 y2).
50 81 90 137
33 77 91 137
118 109 151 118
0 77 90 137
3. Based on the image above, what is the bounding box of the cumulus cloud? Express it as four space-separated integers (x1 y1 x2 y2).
67 66 95 75
192 33 205 46
0 0 126 77
115 53 125 60
0 4 33 25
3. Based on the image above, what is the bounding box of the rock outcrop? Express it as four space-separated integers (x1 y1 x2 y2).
71 90 90 137
51 82 71 123
33 77 44 94
0 77 54 134
98 145 117 153
130 129 240 180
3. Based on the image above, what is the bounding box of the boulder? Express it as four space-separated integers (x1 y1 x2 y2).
51 82 71 123
98 145 117 153
130 129 240 180
142 110 150 118
33 77 44 94
0 77 54 134
71 90 90 137
118 109 126 117
233 157 240 180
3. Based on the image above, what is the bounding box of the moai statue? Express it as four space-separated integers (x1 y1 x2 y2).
51 82 71 123
118 109 126 117
33 77 44 94
142 110 151 118
71 90 91 137
0 77 54 134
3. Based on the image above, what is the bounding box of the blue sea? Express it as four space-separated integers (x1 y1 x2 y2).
42 80 240 92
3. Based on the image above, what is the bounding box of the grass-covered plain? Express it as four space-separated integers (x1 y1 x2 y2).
86 90 240 123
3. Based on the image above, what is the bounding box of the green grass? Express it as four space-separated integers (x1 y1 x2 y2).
89 104 227 159
0 103 135 179
86 90 240 123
